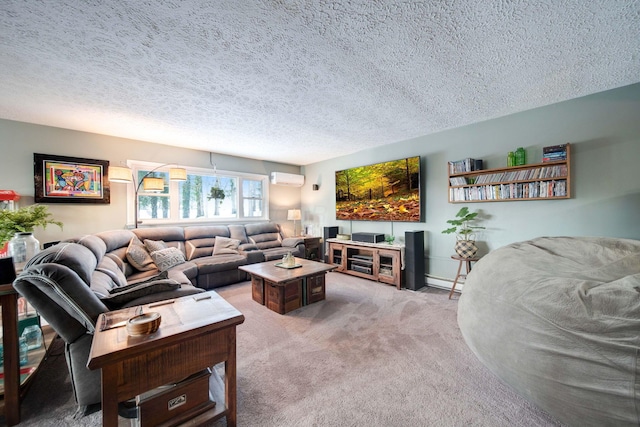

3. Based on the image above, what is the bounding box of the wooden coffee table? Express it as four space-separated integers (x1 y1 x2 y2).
87 292 244 427
239 258 337 314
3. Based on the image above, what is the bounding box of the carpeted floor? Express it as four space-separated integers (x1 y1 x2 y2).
10 272 562 426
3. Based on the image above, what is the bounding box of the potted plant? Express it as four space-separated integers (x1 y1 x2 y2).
207 182 226 216
0 205 63 266
442 207 484 258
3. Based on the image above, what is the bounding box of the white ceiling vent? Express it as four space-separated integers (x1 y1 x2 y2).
270 172 304 187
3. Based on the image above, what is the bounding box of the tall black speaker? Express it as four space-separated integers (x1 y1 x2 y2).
404 230 425 290
323 226 339 262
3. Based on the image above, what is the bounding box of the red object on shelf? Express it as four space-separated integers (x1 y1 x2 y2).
0 190 20 201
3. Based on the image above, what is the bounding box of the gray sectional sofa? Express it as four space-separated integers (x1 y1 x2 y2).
13 222 304 416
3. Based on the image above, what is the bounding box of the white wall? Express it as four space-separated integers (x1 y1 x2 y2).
301 83 640 280
0 120 302 244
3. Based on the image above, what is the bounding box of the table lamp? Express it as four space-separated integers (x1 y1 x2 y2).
287 209 302 236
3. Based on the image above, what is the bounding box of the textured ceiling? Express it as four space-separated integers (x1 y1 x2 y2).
1 1 639 166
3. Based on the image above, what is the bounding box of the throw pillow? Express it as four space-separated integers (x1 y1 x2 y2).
144 239 168 253
213 236 241 255
150 247 186 272
126 237 156 271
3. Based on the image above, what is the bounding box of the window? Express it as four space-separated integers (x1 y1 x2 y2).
129 161 269 226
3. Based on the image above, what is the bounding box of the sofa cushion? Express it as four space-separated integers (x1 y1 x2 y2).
249 233 282 249
185 238 215 261
95 229 137 253
126 237 156 271
192 254 248 274
74 234 107 261
244 222 284 250
184 226 231 260
91 256 131 300
105 252 127 274
228 224 249 243
26 242 97 286
150 247 186 272
213 236 241 255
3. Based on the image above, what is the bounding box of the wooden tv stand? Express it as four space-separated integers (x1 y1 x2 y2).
327 239 404 289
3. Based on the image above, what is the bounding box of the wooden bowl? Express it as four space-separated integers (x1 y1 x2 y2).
126 312 161 336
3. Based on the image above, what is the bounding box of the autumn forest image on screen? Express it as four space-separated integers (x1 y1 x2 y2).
335 156 421 222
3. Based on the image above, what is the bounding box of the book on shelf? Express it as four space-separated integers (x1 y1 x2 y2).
449 177 468 186
543 143 568 154
449 179 568 202
542 143 568 163
448 158 483 174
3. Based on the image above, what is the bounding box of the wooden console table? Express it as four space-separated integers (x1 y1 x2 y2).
88 292 244 427
327 239 405 289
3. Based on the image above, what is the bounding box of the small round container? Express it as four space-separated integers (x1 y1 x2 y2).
126 312 161 336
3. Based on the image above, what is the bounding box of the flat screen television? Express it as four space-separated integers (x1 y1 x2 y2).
335 156 421 222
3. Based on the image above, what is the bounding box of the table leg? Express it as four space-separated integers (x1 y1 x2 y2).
224 328 237 427
1 292 20 426
448 261 464 299
101 366 119 427
225 330 238 427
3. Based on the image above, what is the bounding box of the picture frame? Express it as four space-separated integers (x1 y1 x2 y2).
34 153 110 204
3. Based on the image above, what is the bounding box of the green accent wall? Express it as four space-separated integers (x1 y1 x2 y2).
301 83 640 280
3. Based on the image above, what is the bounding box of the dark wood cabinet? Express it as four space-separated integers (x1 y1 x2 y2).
301 236 321 260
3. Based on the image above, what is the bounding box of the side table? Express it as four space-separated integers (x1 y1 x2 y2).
449 255 480 299
88 292 244 427
301 236 321 260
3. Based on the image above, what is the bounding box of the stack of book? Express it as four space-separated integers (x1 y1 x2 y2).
448 158 483 174
542 144 568 163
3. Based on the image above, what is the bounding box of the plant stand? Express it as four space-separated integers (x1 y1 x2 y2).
449 255 480 299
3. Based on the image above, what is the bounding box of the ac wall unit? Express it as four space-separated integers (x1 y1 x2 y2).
270 172 304 187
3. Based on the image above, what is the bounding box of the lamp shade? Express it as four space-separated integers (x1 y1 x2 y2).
169 167 187 181
108 166 133 183
287 209 301 221
142 177 165 191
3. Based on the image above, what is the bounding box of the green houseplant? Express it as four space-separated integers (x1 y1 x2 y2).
442 207 484 258
0 205 63 246
207 183 227 216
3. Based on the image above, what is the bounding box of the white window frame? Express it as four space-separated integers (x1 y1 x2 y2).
127 160 269 227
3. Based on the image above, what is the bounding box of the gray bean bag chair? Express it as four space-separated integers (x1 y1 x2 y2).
458 236 640 427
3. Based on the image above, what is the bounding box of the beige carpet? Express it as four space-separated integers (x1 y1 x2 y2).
13 272 561 426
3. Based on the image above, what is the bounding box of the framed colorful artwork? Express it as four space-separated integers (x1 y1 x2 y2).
34 153 110 204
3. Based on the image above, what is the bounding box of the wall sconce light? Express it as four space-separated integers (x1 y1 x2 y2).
287 209 302 236
108 164 187 228
312 184 319 191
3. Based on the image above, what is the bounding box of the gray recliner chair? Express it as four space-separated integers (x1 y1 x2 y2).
13 240 202 416
14 243 108 416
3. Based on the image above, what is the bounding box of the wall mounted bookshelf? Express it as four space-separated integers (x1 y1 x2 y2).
448 143 571 203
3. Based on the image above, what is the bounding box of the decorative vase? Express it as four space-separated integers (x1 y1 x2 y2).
455 238 478 259
8 232 40 271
